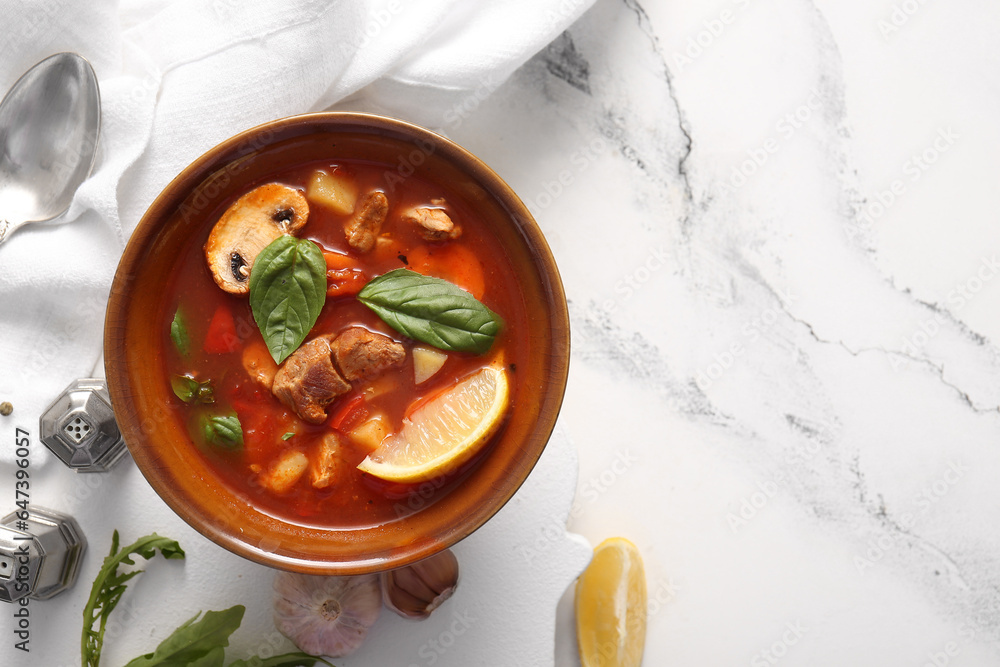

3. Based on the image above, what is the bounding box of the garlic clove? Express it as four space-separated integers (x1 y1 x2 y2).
393 565 439 602
382 548 459 619
273 571 381 657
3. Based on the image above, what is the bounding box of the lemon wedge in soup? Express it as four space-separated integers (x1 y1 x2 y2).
357 364 509 483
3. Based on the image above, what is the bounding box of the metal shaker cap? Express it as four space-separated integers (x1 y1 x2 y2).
0 507 86 602
40 378 128 472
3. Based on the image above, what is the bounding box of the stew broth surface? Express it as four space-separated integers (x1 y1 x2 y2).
160 158 529 530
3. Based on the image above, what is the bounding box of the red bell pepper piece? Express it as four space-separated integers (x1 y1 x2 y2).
204 304 241 354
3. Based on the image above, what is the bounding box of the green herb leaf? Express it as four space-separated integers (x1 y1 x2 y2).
81 532 185 667
249 236 327 364
281 432 295 441
170 308 190 357
122 606 244 667
358 269 503 354
200 414 243 451
171 376 216 404
227 653 335 667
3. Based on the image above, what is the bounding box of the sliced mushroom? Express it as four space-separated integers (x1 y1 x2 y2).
402 200 462 241
204 183 309 294
344 190 388 253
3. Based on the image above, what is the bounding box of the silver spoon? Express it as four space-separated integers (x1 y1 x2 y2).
0 52 101 245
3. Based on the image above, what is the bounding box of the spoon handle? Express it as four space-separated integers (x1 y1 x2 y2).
0 219 25 246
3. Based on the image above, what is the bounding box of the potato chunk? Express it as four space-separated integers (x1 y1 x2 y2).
242 339 278 390
349 412 391 451
412 345 447 384
307 169 357 216
259 450 309 494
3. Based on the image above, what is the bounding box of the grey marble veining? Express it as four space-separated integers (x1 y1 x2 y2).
450 0 1000 664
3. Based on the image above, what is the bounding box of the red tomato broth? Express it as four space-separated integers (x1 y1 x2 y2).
159 158 529 531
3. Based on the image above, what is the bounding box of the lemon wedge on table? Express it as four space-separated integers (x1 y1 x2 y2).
357 364 509 483
576 537 648 667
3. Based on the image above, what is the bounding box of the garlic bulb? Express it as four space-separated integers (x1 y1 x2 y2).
382 548 459 619
273 572 381 657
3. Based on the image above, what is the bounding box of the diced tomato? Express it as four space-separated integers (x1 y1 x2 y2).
407 243 486 300
230 385 273 462
324 252 356 270
327 268 368 297
324 252 369 298
329 394 368 432
204 304 241 354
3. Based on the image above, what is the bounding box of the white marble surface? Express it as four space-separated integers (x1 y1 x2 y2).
5 0 1000 665
0 426 590 667
461 0 1000 664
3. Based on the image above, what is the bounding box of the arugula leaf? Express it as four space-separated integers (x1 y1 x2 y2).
249 236 327 364
171 375 216 404
357 269 503 354
122 606 244 667
227 654 335 667
200 413 243 451
170 308 190 357
81 532 186 667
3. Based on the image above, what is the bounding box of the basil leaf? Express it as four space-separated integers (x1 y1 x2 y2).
249 236 327 364
170 307 190 357
281 432 295 441
122 606 244 667
171 375 215 404
227 653 335 667
196 384 216 404
358 269 503 354
200 413 243 451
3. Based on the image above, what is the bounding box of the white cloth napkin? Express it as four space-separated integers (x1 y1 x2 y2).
0 0 595 465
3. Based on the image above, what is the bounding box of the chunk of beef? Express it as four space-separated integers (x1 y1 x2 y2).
331 327 406 382
345 190 388 253
271 336 351 424
402 200 462 241
310 432 343 489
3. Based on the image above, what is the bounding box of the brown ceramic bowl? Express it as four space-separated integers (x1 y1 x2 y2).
104 113 569 574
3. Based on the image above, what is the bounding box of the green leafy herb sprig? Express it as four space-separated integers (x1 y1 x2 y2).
82 532 333 667
200 413 244 451
123 607 244 667
358 269 503 354
171 375 216 404
122 605 334 666
170 308 190 357
82 531 185 667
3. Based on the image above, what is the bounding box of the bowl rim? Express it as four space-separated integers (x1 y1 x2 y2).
105 111 570 573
